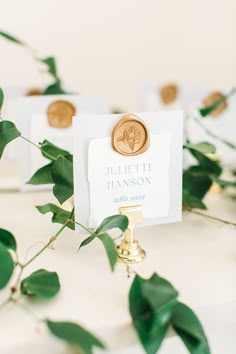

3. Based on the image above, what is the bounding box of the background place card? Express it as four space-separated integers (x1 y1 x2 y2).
139 81 202 112
14 95 108 191
186 92 236 167
73 111 183 234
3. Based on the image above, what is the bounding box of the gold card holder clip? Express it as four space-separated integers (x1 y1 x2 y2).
117 205 146 264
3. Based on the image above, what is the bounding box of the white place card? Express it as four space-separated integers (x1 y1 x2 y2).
139 81 202 112
186 92 236 167
73 111 183 233
14 95 108 191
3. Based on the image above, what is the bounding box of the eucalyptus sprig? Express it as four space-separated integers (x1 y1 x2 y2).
0 30 67 95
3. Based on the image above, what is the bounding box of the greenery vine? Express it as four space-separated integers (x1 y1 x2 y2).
0 30 68 95
1 80 236 352
0 86 215 353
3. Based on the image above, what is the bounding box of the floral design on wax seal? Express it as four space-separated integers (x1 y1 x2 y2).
159 84 178 105
112 114 149 156
47 100 76 128
202 92 227 117
117 125 141 151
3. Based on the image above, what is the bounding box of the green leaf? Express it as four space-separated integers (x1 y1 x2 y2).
40 140 72 161
171 302 210 354
27 162 54 185
0 31 25 45
21 269 60 298
40 57 58 78
97 233 117 271
79 234 96 249
199 87 236 117
0 121 21 158
184 142 216 155
95 215 128 235
0 228 17 251
46 320 105 354
182 192 207 210
79 216 129 271
188 149 222 176
0 87 4 110
183 168 212 199
43 79 67 95
199 95 227 117
52 156 74 204
129 273 178 354
220 140 236 149
0 243 14 289
36 203 74 230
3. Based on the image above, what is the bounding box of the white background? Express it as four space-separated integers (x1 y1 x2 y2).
0 0 234 111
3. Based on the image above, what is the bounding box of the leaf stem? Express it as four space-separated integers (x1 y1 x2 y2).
16 300 42 322
20 135 41 151
186 209 236 227
23 209 74 268
23 223 68 268
0 114 57 161
73 220 95 235
226 87 236 99
193 116 236 149
13 265 24 292
20 135 57 161
126 265 136 278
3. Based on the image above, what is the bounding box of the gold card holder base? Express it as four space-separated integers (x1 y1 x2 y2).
117 240 146 264
117 205 146 264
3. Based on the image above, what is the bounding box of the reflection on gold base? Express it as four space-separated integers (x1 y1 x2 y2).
117 240 146 264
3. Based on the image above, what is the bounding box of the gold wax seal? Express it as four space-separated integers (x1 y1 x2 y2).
47 100 76 128
202 92 227 117
25 88 43 96
160 84 178 105
112 114 149 156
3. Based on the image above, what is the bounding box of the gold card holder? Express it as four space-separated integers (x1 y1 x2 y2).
117 205 146 264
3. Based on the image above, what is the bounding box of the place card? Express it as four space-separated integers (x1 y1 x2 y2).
73 111 183 233
139 81 202 112
187 91 236 166
14 95 108 190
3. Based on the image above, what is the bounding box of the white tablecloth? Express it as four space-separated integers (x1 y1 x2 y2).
0 164 236 353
